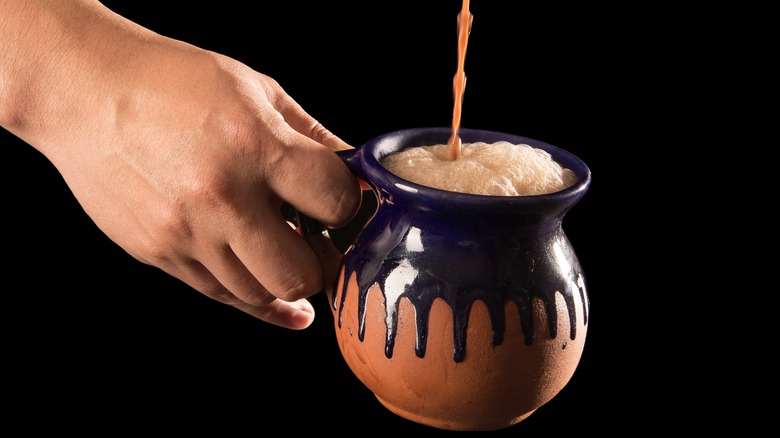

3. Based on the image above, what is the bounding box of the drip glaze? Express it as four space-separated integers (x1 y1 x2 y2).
315 126 592 431
331 207 588 363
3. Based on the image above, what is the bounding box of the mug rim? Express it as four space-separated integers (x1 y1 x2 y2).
358 127 591 205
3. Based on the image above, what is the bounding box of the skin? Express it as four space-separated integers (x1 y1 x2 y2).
0 0 362 329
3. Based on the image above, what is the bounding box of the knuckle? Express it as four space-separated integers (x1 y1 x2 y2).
234 289 275 308
323 180 361 227
308 121 331 144
130 214 190 267
274 269 322 302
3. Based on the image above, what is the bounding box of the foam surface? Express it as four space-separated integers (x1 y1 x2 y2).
381 141 577 196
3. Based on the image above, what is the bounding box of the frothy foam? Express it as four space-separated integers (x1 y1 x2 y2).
381 141 577 196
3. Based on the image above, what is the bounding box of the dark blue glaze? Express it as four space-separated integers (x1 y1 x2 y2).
332 127 590 363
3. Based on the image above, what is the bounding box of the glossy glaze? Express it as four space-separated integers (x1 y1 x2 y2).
318 127 591 431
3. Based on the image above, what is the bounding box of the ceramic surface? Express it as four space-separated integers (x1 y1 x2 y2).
305 127 591 431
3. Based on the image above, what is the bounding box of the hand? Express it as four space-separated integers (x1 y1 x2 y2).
0 1 361 329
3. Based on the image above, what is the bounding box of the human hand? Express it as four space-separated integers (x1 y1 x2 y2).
0 2 361 329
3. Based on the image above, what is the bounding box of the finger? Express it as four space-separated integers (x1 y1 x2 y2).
263 132 360 228
164 254 316 330
300 222 344 293
229 207 326 302
232 297 315 330
282 108 372 192
270 86 371 199
273 91 354 152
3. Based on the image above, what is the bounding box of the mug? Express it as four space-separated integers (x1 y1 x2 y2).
300 127 591 431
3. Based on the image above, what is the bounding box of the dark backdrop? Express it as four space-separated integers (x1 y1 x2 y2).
2 1 671 435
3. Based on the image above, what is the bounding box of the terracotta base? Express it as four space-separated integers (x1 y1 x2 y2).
376 395 535 431
329 270 588 432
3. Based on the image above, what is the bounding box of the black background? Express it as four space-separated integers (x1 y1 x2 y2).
2 1 682 435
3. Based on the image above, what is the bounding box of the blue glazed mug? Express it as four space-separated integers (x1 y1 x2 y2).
301 127 591 431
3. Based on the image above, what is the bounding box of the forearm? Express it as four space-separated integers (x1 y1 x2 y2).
0 1 151 156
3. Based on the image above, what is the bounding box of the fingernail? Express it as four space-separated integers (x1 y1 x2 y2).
291 300 315 329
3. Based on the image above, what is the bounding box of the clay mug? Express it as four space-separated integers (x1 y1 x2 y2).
299 127 591 431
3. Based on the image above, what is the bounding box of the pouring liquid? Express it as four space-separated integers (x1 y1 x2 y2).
446 0 474 161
